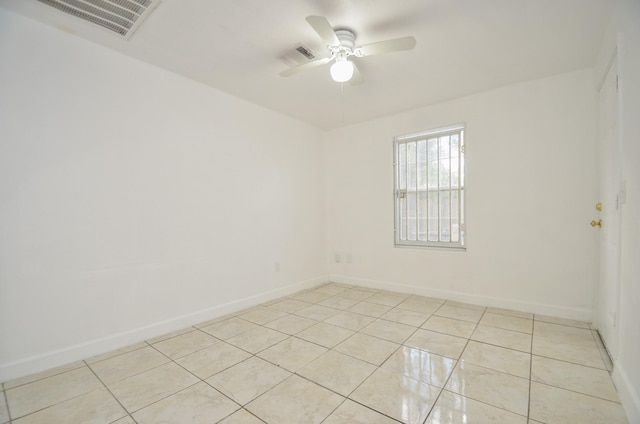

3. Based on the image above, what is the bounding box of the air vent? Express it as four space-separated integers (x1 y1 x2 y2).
295 45 315 60
36 0 160 39
277 43 317 67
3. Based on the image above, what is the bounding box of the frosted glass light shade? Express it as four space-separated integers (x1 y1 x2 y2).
330 59 354 82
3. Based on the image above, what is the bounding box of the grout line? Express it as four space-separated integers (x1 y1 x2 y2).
591 328 614 372
84 359 140 421
2 383 12 423
532 380 624 404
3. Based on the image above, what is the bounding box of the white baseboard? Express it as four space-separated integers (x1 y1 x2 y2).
612 363 640 424
330 274 593 322
0 275 328 383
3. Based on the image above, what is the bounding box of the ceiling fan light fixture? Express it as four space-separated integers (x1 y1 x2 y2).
330 59 354 82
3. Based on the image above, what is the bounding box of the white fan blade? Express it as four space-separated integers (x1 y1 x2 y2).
349 63 364 86
356 36 416 57
306 15 340 46
279 57 332 77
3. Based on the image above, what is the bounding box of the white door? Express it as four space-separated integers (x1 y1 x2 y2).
596 56 621 359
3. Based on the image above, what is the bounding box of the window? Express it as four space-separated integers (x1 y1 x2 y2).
394 125 465 249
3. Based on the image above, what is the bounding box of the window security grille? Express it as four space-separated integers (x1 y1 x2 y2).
394 125 465 248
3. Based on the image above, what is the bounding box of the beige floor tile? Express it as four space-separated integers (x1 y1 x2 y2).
486 307 534 320
535 315 590 328
397 296 444 314
529 382 628 424
290 290 332 303
218 408 264 424
85 343 148 365
425 390 527 424
480 312 533 334
296 322 355 348
4 286 630 424
110 416 136 424
381 307 431 327
350 367 441 424
533 321 595 346
176 342 251 379
246 375 344 423
460 341 530 378
107 362 198 412
6 366 103 419
200 317 259 340
323 399 398 424
435 304 484 323
531 355 619 402
133 382 239 424
532 335 605 369
238 306 288 325
348 301 393 317
446 361 529 416
151 329 218 359
360 319 416 344
193 313 236 329
298 350 376 396
471 325 532 352
145 327 195 344
12 389 125 424
257 337 327 372
313 284 350 295
264 314 316 334
405 329 468 359
340 288 376 301
381 346 455 388
324 311 376 331
444 300 486 311
319 296 360 310
4 361 86 389
264 298 311 313
90 346 170 384
294 304 340 321
366 292 408 307
206 357 290 405
422 315 477 338
225 327 288 354
334 332 399 366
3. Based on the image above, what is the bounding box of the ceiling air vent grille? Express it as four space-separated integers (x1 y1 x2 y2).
36 0 160 39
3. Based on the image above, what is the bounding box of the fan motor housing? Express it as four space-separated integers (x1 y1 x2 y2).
334 29 356 49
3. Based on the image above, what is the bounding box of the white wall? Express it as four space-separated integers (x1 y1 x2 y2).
596 0 640 421
0 9 327 381
324 69 598 319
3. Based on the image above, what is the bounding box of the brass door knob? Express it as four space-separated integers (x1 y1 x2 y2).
591 220 602 228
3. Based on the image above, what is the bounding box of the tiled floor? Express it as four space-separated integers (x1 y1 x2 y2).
0 283 630 423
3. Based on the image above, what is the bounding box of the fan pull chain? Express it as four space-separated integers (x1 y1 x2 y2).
340 81 345 124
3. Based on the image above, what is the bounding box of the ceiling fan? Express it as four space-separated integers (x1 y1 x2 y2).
279 15 417 84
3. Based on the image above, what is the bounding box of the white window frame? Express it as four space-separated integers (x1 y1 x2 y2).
393 124 466 249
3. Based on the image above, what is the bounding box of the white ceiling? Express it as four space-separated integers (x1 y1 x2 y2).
1 0 614 130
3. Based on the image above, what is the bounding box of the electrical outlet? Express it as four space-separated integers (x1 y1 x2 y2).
335 254 341 263
274 262 280 272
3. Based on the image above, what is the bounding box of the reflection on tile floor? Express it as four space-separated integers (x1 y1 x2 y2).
0 283 630 423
